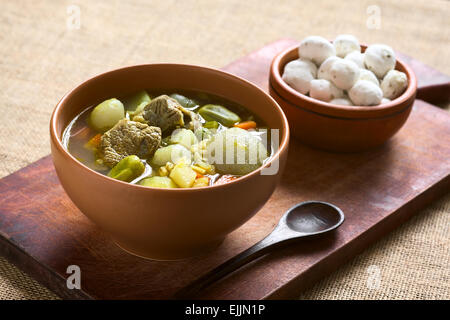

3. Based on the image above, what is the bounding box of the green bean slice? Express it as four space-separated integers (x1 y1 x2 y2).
198 104 241 127
108 155 145 182
170 93 198 109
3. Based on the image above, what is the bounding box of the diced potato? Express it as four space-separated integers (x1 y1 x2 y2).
169 164 197 188
139 176 178 188
89 98 125 132
151 144 192 167
193 177 210 188
170 128 198 149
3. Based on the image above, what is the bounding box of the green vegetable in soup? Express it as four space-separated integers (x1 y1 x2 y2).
198 104 241 127
151 144 192 167
203 121 219 129
207 127 268 175
89 98 125 132
170 93 198 109
170 128 198 149
127 102 147 118
139 176 177 188
107 155 145 182
127 90 151 111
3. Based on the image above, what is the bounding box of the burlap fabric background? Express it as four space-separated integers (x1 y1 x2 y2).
0 0 448 300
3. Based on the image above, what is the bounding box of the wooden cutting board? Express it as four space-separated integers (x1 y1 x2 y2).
0 39 449 300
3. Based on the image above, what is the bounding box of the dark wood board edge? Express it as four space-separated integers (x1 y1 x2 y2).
0 228 93 300
264 168 450 299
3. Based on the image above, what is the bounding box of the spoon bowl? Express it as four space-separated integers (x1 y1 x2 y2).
285 201 344 234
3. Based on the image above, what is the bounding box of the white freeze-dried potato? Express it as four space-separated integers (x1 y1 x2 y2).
309 79 344 102
330 97 353 106
318 56 340 81
286 34 407 107
349 80 383 106
298 58 318 77
345 51 365 69
381 70 408 99
334 34 360 58
364 44 396 78
299 36 336 66
284 58 318 77
282 59 317 94
329 59 360 90
358 69 379 86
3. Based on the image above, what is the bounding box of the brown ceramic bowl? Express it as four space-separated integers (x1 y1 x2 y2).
50 64 289 260
269 44 417 152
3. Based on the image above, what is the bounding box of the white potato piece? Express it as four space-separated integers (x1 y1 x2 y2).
364 44 396 78
345 51 365 69
296 58 318 77
334 34 360 58
298 36 336 66
381 98 391 104
282 59 317 94
309 79 344 102
381 70 408 99
329 59 360 90
349 80 383 106
318 56 340 81
330 97 353 106
358 69 379 86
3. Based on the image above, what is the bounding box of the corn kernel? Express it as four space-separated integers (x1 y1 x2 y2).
159 166 168 177
191 165 206 175
165 162 174 172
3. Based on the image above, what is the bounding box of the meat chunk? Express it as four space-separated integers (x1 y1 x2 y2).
100 119 161 167
133 95 184 132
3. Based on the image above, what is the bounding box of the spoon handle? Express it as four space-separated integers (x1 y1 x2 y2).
175 236 276 298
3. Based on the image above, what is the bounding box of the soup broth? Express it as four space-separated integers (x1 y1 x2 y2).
63 90 272 188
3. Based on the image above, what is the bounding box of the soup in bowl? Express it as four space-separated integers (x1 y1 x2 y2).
50 64 289 260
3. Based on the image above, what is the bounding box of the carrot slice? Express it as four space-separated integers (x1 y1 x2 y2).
234 121 257 130
195 172 204 179
84 133 102 150
214 175 238 185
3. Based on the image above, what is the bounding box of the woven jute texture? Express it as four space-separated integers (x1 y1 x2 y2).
0 0 449 300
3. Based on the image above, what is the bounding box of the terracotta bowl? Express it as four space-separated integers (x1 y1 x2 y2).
269 44 417 152
50 64 289 260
